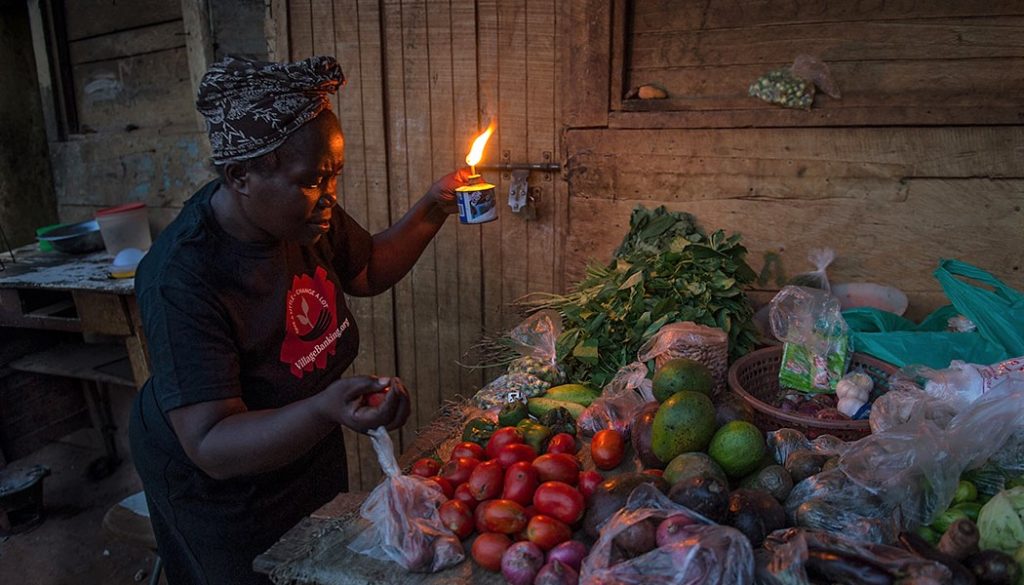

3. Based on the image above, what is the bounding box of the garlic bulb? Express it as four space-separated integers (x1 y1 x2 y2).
836 372 873 417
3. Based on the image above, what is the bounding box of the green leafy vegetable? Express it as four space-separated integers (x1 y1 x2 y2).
523 206 758 388
978 486 1024 555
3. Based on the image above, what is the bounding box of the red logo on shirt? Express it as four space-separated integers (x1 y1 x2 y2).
279 266 349 378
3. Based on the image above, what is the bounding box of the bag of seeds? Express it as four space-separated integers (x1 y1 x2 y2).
638 322 729 395
505 310 566 385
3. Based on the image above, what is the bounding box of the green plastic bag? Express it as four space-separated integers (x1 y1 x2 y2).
846 260 1024 369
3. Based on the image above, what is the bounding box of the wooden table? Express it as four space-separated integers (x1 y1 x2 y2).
0 244 149 474
254 406 506 585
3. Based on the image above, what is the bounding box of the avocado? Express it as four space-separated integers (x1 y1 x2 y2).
714 393 756 428
630 401 664 469
651 391 717 463
784 450 830 483
667 475 729 523
583 473 669 538
739 465 794 503
612 518 658 559
726 488 786 548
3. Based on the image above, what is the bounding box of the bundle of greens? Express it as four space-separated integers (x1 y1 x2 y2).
525 206 758 388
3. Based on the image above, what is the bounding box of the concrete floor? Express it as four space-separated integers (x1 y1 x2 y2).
0 394 163 584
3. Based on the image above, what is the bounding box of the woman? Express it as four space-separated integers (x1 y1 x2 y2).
128 55 470 584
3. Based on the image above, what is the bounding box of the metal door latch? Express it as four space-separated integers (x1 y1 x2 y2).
508 170 529 213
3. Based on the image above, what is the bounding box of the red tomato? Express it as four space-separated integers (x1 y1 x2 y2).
485 427 524 460
468 459 504 501
525 514 572 550
495 443 537 469
440 456 480 487
471 532 512 572
474 499 528 534
578 470 602 501
451 441 486 460
425 476 454 499
363 389 388 407
453 482 479 511
502 461 539 506
591 429 626 470
439 499 474 539
531 453 581 485
410 457 441 478
546 433 577 455
533 481 585 525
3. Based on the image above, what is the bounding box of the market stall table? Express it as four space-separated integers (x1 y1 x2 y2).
254 406 507 585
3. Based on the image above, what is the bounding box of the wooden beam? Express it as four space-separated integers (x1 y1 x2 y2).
265 0 290 61
26 0 59 143
562 0 611 128
181 0 214 132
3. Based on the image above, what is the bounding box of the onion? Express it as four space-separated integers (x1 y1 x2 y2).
547 540 588 571
656 514 698 548
501 540 544 585
534 559 579 585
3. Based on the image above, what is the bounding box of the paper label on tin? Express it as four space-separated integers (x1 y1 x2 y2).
457 188 497 224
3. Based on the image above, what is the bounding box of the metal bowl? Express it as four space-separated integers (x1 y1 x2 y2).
36 219 105 254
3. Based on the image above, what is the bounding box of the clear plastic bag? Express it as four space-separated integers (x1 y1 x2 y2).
758 528 951 585
786 374 1024 542
471 372 550 409
349 427 464 572
638 322 729 396
580 484 753 585
766 428 848 467
788 249 835 292
770 286 851 393
505 310 566 385
577 362 654 438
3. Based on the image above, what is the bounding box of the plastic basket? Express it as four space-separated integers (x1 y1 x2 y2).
727 346 898 441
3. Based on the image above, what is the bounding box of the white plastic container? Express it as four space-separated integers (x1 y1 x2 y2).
95 202 151 256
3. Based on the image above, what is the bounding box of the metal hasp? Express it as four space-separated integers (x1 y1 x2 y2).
508 169 530 213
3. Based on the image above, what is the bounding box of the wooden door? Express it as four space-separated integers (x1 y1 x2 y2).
279 0 566 490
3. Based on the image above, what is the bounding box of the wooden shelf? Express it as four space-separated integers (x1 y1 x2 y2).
9 342 135 388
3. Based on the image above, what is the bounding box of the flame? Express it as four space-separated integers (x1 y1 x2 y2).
465 125 495 168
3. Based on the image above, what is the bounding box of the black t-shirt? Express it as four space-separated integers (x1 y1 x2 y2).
128 180 372 584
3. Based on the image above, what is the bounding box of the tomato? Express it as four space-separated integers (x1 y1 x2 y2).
485 427 524 460
545 433 577 455
533 481 585 525
439 499 474 539
495 443 537 469
441 456 480 487
410 457 441 478
364 389 388 407
525 514 572 550
453 482 479 511
474 499 528 534
591 429 625 470
451 441 486 460
531 453 581 485
425 476 454 499
502 461 539 506
471 532 512 572
468 459 504 501
578 470 602 501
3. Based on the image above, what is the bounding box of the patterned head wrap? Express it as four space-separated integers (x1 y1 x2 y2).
196 55 345 164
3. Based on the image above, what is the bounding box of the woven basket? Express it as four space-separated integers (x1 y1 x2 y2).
727 346 898 441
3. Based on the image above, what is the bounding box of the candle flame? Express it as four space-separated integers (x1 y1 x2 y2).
465 125 495 168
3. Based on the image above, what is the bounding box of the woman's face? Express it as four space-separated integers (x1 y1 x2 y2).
240 111 345 245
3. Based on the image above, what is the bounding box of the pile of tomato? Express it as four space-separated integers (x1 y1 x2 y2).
409 425 627 580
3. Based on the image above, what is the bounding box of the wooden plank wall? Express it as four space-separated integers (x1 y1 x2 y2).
286 0 562 490
563 0 1024 325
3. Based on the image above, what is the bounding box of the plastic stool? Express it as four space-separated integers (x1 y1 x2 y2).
103 491 163 585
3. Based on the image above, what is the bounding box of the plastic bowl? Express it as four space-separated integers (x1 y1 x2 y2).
95 202 151 256
832 282 908 316
36 220 105 254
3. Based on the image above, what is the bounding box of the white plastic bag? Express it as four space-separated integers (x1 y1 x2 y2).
348 427 464 572
638 322 729 395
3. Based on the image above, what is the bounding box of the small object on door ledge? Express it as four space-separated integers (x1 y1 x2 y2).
749 54 840 110
625 84 667 99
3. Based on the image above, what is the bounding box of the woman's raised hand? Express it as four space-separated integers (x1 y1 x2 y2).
323 376 411 433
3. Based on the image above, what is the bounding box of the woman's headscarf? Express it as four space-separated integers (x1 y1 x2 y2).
196 55 345 164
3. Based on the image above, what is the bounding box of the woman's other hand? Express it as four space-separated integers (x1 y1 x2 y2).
323 376 411 433
427 167 473 215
